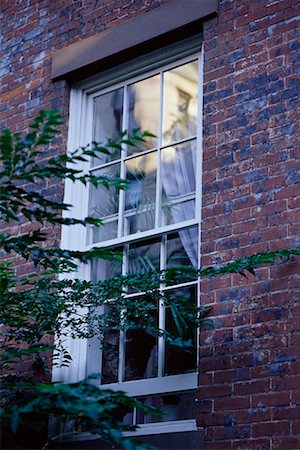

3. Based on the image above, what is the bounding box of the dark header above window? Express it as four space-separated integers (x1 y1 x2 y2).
51 0 218 81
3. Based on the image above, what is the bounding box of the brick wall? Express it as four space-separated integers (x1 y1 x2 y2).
1 0 300 448
199 0 300 448
0 0 165 276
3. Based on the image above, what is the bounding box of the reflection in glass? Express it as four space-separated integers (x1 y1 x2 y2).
101 328 119 384
91 253 122 283
89 220 118 244
167 226 198 271
128 75 160 154
161 141 196 226
125 329 157 381
162 199 195 227
91 255 122 385
124 293 158 381
164 286 197 376
128 238 160 275
92 88 123 166
89 164 120 218
163 60 198 145
136 391 196 424
125 152 157 234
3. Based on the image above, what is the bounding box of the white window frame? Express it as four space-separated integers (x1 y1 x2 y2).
53 40 204 433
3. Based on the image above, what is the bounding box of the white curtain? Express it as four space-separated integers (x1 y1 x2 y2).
161 141 198 267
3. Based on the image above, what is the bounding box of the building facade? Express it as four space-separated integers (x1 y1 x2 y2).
1 0 300 448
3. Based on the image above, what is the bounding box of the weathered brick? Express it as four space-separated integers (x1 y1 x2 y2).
252 421 290 437
3 1 300 449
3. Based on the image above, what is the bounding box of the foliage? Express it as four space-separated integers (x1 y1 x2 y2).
0 109 152 270
2 379 157 450
0 110 159 449
1 110 299 449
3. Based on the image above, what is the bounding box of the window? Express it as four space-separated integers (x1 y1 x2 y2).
55 40 203 436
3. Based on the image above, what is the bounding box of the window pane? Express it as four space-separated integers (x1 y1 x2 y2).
136 391 196 424
92 88 123 166
164 285 197 376
162 199 195 227
166 226 198 275
91 254 122 282
88 219 118 244
88 163 120 243
161 140 196 226
125 152 157 235
92 256 122 385
89 164 120 218
161 141 196 197
101 328 119 384
125 329 158 381
128 238 160 275
127 75 160 154
163 60 198 145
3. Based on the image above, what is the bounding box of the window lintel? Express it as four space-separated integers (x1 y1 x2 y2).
51 0 217 81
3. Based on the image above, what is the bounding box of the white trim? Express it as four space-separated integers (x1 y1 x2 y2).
85 218 199 250
55 46 203 405
99 372 197 396
123 419 197 436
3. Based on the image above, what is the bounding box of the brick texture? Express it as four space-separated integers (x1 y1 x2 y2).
199 0 300 448
1 0 300 449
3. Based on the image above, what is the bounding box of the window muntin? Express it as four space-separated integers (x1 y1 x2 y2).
123 391 196 426
87 58 199 246
89 224 199 387
82 53 202 431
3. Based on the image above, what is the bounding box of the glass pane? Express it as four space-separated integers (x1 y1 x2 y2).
161 141 196 198
92 253 123 385
162 199 195 227
164 285 197 376
92 88 123 166
125 330 157 381
128 238 160 275
127 75 160 154
101 328 119 384
88 219 118 244
136 391 196 424
88 164 120 219
161 140 196 226
91 254 122 282
123 409 134 426
124 295 158 381
166 227 198 284
125 152 157 234
163 60 198 145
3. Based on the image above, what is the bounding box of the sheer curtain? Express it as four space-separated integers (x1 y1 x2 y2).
161 109 198 267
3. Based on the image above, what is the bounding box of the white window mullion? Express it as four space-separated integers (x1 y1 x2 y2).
61 49 203 407
118 244 128 383
132 407 137 426
158 234 166 377
118 331 125 383
195 52 203 222
118 85 128 238
155 71 164 229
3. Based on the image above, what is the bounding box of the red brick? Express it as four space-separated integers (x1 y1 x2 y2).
252 392 290 408
3 2 300 450
214 396 250 412
233 379 269 395
198 384 231 399
252 421 289 437
272 436 300 449
231 438 270 450
272 405 300 420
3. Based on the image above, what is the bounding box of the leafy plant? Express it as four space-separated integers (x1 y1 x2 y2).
0 110 160 449
1 110 299 449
